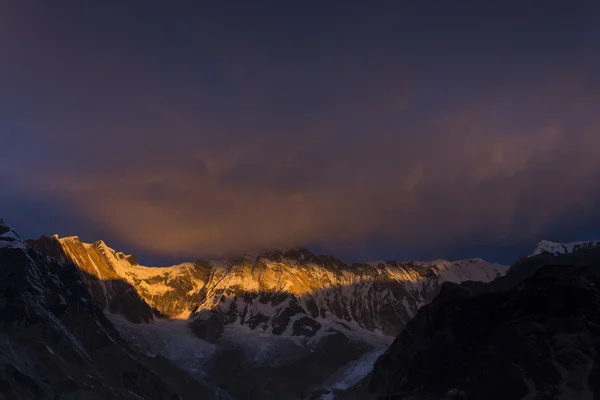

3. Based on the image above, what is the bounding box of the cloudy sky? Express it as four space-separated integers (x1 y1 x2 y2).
1 1 599 264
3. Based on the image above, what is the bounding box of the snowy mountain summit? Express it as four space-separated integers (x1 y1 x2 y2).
3 219 511 399
21 232 507 399
531 239 600 256
26 235 507 342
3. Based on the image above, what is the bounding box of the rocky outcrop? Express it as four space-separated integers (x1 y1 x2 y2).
368 252 600 400
188 309 224 344
1 220 215 399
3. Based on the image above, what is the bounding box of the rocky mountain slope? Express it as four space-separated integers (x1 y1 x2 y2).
0 219 215 400
363 245 600 400
12 220 600 400
21 232 506 399
27 235 506 344
27 235 209 322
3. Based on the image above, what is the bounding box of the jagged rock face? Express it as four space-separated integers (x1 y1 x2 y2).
28 235 211 321
31 236 506 343
187 254 505 341
0 221 215 399
369 259 600 400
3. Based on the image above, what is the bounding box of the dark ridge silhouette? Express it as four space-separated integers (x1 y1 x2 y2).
448 246 600 295
358 250 600 400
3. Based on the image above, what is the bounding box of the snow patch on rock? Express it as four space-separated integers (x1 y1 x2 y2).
531 240 600 256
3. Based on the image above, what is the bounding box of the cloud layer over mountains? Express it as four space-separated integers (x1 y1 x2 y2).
1 1 599 262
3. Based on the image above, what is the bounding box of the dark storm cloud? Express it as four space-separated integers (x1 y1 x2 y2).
1 1 599 263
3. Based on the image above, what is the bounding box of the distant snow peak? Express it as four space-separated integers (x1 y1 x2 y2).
531 239 600 256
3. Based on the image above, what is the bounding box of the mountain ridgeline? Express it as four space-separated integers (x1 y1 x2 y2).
26 234 506 343
11 217 600 400
11 226 506 399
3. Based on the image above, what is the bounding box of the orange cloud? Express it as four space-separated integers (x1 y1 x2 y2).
9 69 597 261
1 2 598 262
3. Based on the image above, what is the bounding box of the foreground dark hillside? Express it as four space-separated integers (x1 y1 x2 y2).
365 249 600 400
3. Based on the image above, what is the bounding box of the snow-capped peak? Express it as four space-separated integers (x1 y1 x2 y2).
29 232 510 342
531 239 600 256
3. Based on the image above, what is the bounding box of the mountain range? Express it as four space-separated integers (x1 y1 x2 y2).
2 217 599 399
